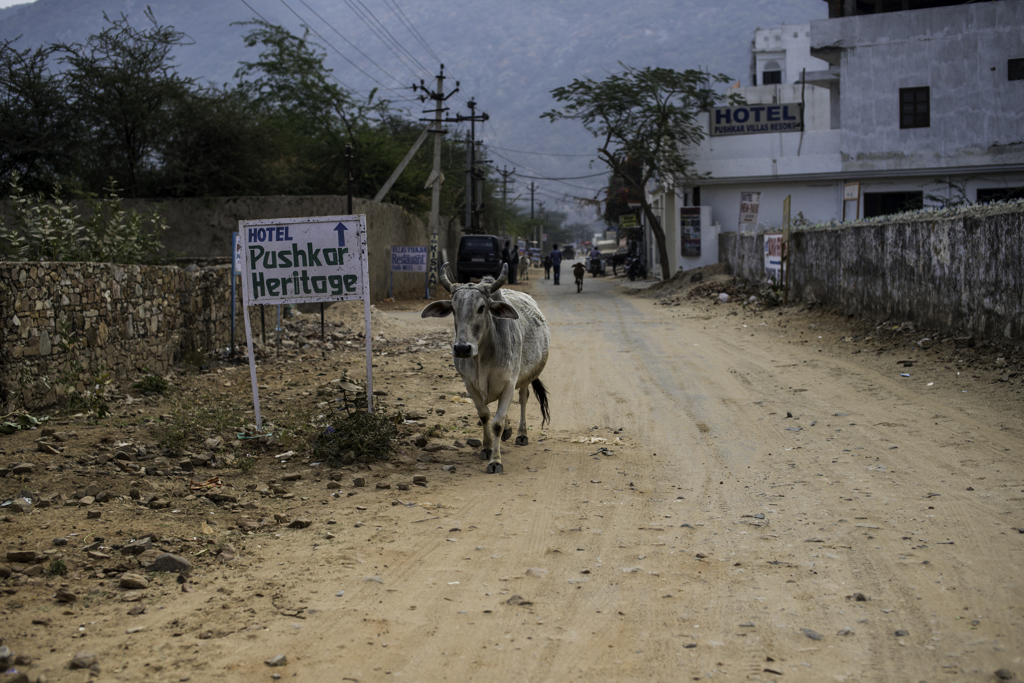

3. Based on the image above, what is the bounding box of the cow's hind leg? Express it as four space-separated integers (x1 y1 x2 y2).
515 384 530 446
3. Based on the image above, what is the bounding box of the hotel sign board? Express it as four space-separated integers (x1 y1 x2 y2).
710 103 803 137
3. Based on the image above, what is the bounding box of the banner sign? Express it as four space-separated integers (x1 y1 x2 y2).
739 191 762 232
680 207 701 257
710 103 803 137
427 233 439 287
764 233 783 283
239 215 373 428
391 246 428 272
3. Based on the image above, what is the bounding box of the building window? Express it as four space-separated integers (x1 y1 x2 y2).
899 87 930 129
1010 58 1024 81
864 191 923 218
977 186 1024 203
762 70 782 84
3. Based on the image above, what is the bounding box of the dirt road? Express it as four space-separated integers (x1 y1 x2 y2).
2 266 1022 682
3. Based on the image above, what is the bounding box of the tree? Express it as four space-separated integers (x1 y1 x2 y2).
543 64 740 280
0 41 79 192
58 8 196 196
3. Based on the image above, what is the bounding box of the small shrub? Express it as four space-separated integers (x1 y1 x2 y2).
312 410 397 464
48 558 67 576
132 374 168 395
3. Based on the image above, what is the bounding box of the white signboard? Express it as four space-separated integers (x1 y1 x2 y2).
764 233 783 283
391 246 428 272
239 215 372 428
739 191 762 232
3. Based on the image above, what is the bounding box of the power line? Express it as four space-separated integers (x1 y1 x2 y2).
339 0 429 81
273 0 400 95
515 171 608 181
385 0 441 65
355 0 431 75
295 0 405 88
489 145 597 158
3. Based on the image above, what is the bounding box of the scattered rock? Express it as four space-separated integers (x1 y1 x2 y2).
265 655 288 667
6 550 39 564
288 518 312 529
801 628 823 641
506 595 533 606
55 588 78 603
119 573 149 589
69 651 98 671
146 553 192 573
837 628 854 636
995 670 1015 681
87 510 102 519
466 438 482 448
353 477 366 488
894 629 909 637
525 567 548 578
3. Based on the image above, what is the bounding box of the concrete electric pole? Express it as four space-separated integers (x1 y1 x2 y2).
413 65 459 292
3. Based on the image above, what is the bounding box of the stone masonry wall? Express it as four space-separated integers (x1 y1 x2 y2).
0 262 242 412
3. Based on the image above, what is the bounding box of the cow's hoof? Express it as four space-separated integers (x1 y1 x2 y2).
486 462 503 474
479 448 491 460
515 435 529 446
501 427 514 442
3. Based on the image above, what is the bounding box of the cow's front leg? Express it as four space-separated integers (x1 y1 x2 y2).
467 387 493 461
487 384 516 474
515 384 530 446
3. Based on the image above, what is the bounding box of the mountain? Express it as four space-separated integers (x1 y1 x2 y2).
1 0 827 220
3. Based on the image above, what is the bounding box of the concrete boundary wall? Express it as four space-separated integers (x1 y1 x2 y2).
2 195 462 303
718 208 1024 342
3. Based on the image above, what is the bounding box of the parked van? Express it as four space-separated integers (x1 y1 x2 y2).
456 234 503 283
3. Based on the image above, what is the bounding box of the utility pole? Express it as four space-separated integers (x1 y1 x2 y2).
447 98 488 233
529 182 537 249
497 166 515 235
537 201 546 252
413 65 459 292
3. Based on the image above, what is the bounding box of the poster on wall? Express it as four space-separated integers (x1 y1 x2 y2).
739 191 761 232
680 207 702 257
764 232 783 283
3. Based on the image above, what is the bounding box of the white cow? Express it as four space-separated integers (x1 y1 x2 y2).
421 263 550 473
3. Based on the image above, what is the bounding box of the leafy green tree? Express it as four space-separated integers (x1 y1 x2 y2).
543 64 741 280
58 8 196 196
0 41 78 192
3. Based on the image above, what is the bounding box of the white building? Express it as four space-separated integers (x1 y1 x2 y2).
647 0 1024 278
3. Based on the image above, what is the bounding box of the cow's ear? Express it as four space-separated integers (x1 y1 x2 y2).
488 302 519 320
421 301 454 318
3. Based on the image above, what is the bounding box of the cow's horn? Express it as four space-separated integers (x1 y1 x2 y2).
489 263 509 292
439 262 455 292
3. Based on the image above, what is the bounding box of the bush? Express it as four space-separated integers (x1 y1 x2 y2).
0 173 168 263
312 410 397 464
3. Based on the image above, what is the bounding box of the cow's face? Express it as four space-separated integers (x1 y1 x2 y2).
421 284 518 358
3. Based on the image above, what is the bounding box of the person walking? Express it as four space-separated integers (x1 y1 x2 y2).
550 243 562 285
509 245 519 284
501 240 513 278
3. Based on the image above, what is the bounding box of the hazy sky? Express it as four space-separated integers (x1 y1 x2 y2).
0 0 28 8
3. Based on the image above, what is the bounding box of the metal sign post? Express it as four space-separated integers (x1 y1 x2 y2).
239 215 373 429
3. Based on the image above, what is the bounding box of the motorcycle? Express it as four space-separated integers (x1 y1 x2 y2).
625 254 647 281
588 255 603 277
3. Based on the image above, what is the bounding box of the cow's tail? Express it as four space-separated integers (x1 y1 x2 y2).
531 378 550 427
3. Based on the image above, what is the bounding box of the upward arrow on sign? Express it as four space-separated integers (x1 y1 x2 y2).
334 222 348 247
